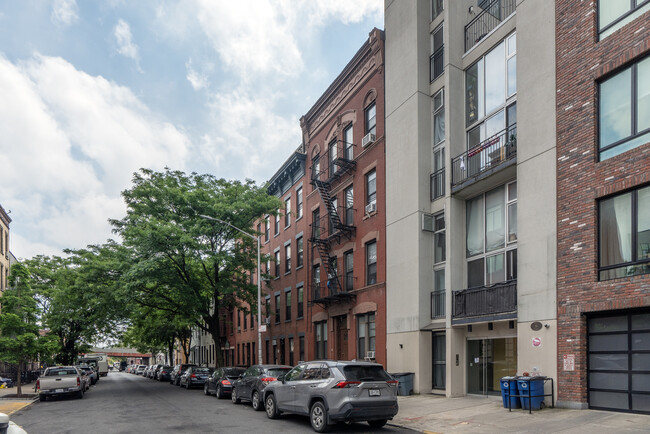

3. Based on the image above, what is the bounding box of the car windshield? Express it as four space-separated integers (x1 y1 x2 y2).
46 368 77 376
342 365 391 382
194 368 211 374
265 368 291 377
224 368 245 377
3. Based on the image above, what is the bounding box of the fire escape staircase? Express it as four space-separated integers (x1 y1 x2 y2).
309 140 356 306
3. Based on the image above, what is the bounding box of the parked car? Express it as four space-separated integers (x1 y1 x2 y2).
231 364 292 411
170 364 196 386
148 364 162 379
0 377 14 388
204 367 246 398
36 366 85 401
263 361 399 432
135 365 147 375
179 366 213 389
0 412 28 434
156 365 173 382
78 366 98 385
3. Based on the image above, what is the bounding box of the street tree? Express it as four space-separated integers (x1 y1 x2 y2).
0 263 57 396
111 168 281 366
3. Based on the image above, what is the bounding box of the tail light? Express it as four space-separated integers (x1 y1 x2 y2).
333 381 361 389
191 374 197 378
36 379 40 390
260 377 276 384
77 377 81 386
221 379 231 386
387 380 399 386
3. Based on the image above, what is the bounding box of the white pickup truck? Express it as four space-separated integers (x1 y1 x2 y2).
36 366 85 401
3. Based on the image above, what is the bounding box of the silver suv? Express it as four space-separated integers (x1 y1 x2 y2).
263 360 398 432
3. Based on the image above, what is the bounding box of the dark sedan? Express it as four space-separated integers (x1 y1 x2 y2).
156 365 173 382
170 363 196 386
179 366 213 389
231 364 292 411
204 367 246 398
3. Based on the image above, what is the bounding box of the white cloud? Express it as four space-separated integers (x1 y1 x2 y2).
186 59 209 90
113 19 140 65
51 0 79 27
0 53 191 258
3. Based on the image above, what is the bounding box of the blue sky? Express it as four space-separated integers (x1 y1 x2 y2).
0 0 383 258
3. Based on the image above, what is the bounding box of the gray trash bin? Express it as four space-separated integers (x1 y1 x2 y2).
390 372 414 396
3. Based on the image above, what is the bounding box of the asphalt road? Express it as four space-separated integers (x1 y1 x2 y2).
12 372 412 433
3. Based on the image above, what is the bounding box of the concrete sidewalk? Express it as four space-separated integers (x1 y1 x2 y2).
0 385 37 415
391 394 650 433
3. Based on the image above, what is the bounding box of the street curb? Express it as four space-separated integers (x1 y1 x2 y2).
387 422 427 433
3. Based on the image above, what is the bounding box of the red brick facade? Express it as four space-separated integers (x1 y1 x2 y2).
556 2 650 405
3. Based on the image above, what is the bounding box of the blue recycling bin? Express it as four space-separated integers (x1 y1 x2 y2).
517 377 545 410
500 376 520 408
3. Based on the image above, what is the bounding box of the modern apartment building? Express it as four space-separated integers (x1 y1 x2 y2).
384 0 557 398
0 204 10 293
555 1 650 413
302 27 387 367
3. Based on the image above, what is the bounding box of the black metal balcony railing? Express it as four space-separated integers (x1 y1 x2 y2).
465 0 516 52
311 279 350 304
430 46 444 82
452 280 517 319
451 124 516 187
431 289 446 319
430 168 445 200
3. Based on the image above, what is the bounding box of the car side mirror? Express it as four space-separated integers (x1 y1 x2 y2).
278 373 286 382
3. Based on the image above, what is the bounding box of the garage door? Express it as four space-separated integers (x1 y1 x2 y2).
588 311 650 414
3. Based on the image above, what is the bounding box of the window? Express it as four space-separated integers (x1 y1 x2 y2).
243 310 247 330
345 185 354 225
327 257 337 293
265 297 271 322
344 123 354 160
265 216 270 242
250 311 254 328
430 24 444 82
275 212 280 235
366 241 377 285
285 290 292 321
296 236 304 268
432 146 445 200
432 332 446 389
466 33 516 127
357 313 376 359
466 182 517 287
275 293 281 323
344 250 354 291
315 321 328 359
329 197 337 235
434 212 446 264
432 0 443 20
285 197 291 228
313 264 321 299
432 269 445 318
599 0 650 38
274 250 280 277
599 57 650 160
299 335 305 362
312 208 321 239
365 102 376 135
296 187 303 219
433 89 445 145
599 185 650 280
366 170 377 206
312 154 321 185
329 139 338 177
297 285 304 318
237 310 241 331
285 244 291 273
289 337 294 366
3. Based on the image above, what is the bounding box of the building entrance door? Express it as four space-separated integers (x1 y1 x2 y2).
335 316 348 360
467 337 517 395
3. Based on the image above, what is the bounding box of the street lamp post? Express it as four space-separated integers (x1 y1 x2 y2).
198 214 263 364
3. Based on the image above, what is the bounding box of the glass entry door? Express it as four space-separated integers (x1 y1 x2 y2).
467 338 517 395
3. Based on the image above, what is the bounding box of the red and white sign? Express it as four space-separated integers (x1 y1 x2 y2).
532 337 542 347
563 354 575 371
259 325 267 333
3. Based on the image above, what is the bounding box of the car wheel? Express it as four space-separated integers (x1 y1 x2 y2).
216 385 223 399
204 383 210 395
77 390 84 399
310 401 330 433
368 419 388 429
265 394 280 419
231 387 241 404
39 395 46 402
252 390 262 411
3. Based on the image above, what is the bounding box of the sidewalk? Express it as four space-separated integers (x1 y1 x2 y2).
0 385 37 415
392 394 650 433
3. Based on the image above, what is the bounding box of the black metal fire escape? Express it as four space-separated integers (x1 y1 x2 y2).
309 139 356 306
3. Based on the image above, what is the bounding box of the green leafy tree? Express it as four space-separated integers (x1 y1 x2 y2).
111 169 281 366
0 263 57 396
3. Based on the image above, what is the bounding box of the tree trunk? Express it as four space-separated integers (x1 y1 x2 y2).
16 360 22 396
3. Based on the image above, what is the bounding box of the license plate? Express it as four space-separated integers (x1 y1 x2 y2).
55 389 64 393
369 389 380 397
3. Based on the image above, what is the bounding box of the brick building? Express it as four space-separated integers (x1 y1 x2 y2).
0 204 10 293
555 1 650 412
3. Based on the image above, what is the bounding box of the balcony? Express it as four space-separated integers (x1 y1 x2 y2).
430 168 445 201
310 281 355 306
430 46 444 82
431 289 445 319
465 0 516 52
452 280 516 323
451 124 516 192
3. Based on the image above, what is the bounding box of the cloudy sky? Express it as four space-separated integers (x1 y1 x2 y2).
0 0 383 259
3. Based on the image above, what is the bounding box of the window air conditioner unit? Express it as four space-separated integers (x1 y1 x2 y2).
365 351 376 361
265 317 271 325
365 202 377 214
362 133 376 147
